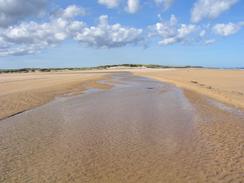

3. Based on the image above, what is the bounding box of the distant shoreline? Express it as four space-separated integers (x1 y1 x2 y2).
1 64 243 74
0 64 205 74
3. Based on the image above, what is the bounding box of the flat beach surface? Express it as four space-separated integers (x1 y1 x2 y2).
0 71 111 120
133 68 244 109
0 72 243 182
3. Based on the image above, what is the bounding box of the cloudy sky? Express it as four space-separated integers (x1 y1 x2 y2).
0 0 243 68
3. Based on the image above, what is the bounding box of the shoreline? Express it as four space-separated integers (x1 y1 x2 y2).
132 69 244 110
0 71 113 120
1 68 244 120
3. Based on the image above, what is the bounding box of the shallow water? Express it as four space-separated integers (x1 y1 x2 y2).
0 73 243 182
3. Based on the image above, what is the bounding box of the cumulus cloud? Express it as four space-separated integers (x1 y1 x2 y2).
74 15 143 48
0 5 143 56
0 5 86 56
98 0 120 8
154 0 174 10
212 22 243 36
126 0 140 13
54 4 86 18
149 15 197 45
99 0 174 13
0 0 49 27
191 0 239 23
1 1 243 56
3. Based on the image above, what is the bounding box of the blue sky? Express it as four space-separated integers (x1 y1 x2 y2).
0 0 243 69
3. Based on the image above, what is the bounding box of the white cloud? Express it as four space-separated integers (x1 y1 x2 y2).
160 25 196 45
154 0 174 10
0 5 86 56
127 0 140 13
199 30 206 37
150 15 197 45
55 5 86 18
212 22 243 36
205 39 216 44
74 15 143 48
1 1 243 57
0 0 49 27
0 6 143 56
191 0 239 23
99 0 174 13
98 0 120 8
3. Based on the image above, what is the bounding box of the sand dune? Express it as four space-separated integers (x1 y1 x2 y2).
133 68 244 109
0 71 112 120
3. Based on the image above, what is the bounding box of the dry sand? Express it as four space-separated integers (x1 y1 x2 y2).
133 68 244 109
0 71 112 120
0 73 243 182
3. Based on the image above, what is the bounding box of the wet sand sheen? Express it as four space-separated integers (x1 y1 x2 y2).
0 73 243 182
0 71 112 120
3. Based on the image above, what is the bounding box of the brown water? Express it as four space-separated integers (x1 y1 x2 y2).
0 73 243 183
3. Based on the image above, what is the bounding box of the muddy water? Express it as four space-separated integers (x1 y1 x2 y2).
0 73 243 183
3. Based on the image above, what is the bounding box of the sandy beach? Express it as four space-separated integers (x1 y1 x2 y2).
0 71 112 120
0 0 243 181
0 72 243 182
2 68 244 121
133 68 244 109
133 69 244 108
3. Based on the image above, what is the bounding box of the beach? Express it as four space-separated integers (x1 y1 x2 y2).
133 68 244 109
0 72 243 182
0 71 112 120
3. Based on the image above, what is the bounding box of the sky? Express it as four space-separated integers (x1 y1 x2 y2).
0 0 243 69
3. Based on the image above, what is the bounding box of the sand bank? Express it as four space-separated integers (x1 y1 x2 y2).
133 68 244 109
0 71 112 120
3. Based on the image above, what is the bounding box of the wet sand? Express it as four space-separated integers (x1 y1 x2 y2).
0 71 112 120
133 68 244 109
0 73 243 182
